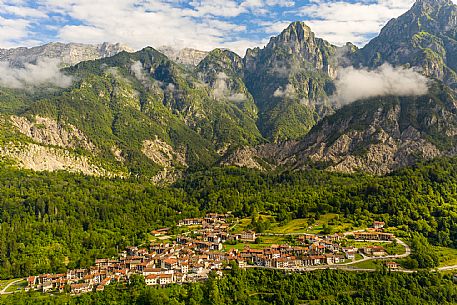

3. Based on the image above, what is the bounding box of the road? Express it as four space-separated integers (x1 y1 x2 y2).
0 279 24 295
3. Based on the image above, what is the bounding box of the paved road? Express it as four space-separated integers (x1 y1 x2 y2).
0 279 24 295
437 265 457 272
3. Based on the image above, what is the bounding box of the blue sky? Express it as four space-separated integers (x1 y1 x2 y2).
0 0 421 54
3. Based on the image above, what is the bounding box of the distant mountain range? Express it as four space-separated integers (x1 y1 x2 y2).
0 42 134 67
0 0 456 180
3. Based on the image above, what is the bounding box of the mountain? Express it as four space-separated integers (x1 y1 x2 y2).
158 46 209 66
222 0 457 175
0 47 266 181
354 0 457 88
226 82 457 174
0 42 134 67
244 21 338 141
2 0 457 179
196 48 264 152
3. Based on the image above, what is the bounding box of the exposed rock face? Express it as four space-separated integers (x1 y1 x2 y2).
225 84 457 175
142 137 187 168
142 137 187 183
244 21 338 141
0 42 134 67
158 46 209 66
10 116 96 151
0 143 110 176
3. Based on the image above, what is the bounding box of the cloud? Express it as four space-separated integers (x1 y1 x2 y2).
265 0 295 7
0 0 455 55
273 84 296 99
212 72 230 99
130 61 146 81
228 93 248 103
297 0 416 46
0 58 73 89
35 0 265 55
332 64 430 105
211 72 248 102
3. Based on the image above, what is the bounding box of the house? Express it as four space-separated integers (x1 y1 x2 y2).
27 276 38 288
151 228 171 236
145 274 159 286
363 246 386 257
181 263 189 274
354 231 394 241
162 258 178 270
158 274 173 285
345 251 356 260
237 259 247 268
274 258 288 269
240 231 256 242
70 283 91 294
178 218 203 226
42 281 53 293
386 261 399 270
373 221 386 229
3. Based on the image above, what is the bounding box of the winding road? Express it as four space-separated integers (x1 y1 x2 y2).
0 279 24 295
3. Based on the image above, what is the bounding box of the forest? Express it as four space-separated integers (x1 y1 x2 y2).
1 266 457 305
1 156 457 278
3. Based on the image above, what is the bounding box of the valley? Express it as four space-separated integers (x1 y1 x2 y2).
1 0 457 304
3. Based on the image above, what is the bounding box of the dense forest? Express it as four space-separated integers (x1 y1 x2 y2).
1 156 457 278
2 267 457 305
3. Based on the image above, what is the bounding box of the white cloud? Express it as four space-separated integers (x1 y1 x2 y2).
259 20 293 34
0 58 73 89
332 64 430 105
297 0 416 46
35 0 264 55
266 0 295 7
0 0 455 55
273 84 296 99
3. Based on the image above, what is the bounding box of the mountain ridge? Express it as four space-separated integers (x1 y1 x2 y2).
0 42 134 68
1 0 456 179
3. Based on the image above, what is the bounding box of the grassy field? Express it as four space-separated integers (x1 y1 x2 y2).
267 218 310 234
0 279 17 291
224 236 289 251
435 246 457 267
231 218 254 234
349 259 381 270
266 214 359 235
6 280 27 293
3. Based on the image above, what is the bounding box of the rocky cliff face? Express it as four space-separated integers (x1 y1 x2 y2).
158 46 209 66
0 42 134 67
10 116 96 151
0 115 119 176
244 21 338 141
226 83 457 175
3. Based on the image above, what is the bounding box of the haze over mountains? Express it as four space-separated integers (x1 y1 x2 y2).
0 0 456 181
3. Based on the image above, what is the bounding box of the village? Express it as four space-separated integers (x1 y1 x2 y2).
26 214 404 295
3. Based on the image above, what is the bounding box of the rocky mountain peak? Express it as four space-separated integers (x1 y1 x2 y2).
0 42 134 67
198 48 244 77
275 21 313 43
